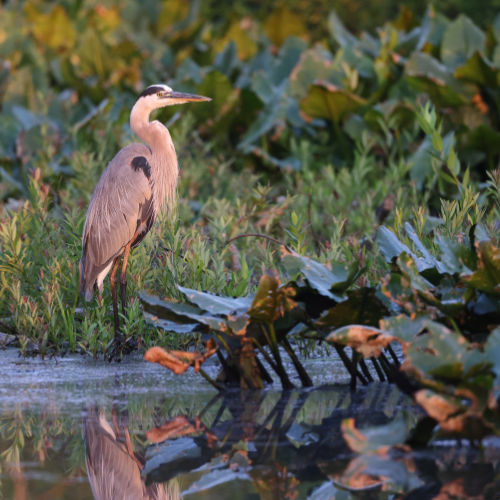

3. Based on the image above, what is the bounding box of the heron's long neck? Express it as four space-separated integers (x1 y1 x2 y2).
130 102 179 214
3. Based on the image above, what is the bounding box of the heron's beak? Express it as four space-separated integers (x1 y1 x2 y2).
163 91 211 103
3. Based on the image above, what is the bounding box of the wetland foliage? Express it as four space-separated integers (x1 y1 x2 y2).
0 0 499 456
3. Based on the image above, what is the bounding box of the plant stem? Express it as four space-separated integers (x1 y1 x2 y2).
282 337 313 387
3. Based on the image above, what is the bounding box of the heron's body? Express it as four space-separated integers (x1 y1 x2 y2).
79 84 209 352
83 407 176 499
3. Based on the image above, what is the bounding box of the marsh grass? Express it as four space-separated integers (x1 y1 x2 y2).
0 103 497 358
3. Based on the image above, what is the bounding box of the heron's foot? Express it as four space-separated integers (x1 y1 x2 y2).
106 333 137 362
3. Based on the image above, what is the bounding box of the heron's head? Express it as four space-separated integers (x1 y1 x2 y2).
138 84 211 109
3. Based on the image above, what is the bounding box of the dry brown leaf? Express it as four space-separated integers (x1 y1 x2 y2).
144 341 217 375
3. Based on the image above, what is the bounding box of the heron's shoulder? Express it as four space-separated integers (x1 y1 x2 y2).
110 143 152 165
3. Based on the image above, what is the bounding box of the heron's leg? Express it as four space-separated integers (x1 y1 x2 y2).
119 242 132 317
109 256 121 336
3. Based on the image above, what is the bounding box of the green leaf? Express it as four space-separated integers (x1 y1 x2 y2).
380 314 427 343
376 227 412 262
405 52 475 106
282 253 356 300
177 285 254 316
454 52 498 87
300 81 366 123
328 12 358 48
139 292 228 332
462 241 500 295
315 288 386 330
441 15 485 69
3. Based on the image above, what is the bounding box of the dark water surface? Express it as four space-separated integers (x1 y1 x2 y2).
0 349 499 499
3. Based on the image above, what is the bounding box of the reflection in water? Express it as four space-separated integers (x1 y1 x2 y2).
82 407 178 500
142 386 500 498
1 377 499 498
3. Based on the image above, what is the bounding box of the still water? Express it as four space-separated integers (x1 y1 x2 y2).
0 349 499 499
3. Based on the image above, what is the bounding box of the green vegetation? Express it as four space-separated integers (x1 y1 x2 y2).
1 0 499 446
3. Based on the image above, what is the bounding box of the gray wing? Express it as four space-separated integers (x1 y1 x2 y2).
83 408 148 500
80 143 155 300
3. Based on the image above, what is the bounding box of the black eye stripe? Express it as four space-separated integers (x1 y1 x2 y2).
139 86 167 98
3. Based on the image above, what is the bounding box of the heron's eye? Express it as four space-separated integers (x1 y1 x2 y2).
157 92 162 97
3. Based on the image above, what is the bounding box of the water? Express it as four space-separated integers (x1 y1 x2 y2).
0 349 499 499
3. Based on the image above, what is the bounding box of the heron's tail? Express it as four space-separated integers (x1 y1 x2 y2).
79 256 94 302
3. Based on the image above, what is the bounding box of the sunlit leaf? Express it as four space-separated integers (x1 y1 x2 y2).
325 325 397 358
24 4 76 51
248 271 296 322
264 7 307 47
215 20 257 60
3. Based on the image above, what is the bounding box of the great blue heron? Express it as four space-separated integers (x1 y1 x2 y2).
80 84 210 353
82 406 180 500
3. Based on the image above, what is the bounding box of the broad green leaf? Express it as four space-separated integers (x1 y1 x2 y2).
405 52 475 106
376 227 412 262
484 327 500 396
454 52 498 87
143 312 199 334
214 20 257 60
315 288 386 330
264 7 307 47
177 285 254 316
379 314 427 343
247 271 296 322
328 12 358 48
24 4 76 51
289 46 339 97
300 81 366 123
139 292 227 331
435 234 473 274
282 253 354 300
462 241 500 295
195 71 236 122
213 42 238 77
441 15 485 68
